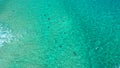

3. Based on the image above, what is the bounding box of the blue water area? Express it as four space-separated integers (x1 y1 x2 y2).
0 0 120 68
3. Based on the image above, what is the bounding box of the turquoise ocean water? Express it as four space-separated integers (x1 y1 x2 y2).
0 0 120 68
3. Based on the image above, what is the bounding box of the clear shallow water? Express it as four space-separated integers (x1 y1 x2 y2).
0 0 120 68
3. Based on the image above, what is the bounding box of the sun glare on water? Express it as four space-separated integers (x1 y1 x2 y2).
0 24 14 47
